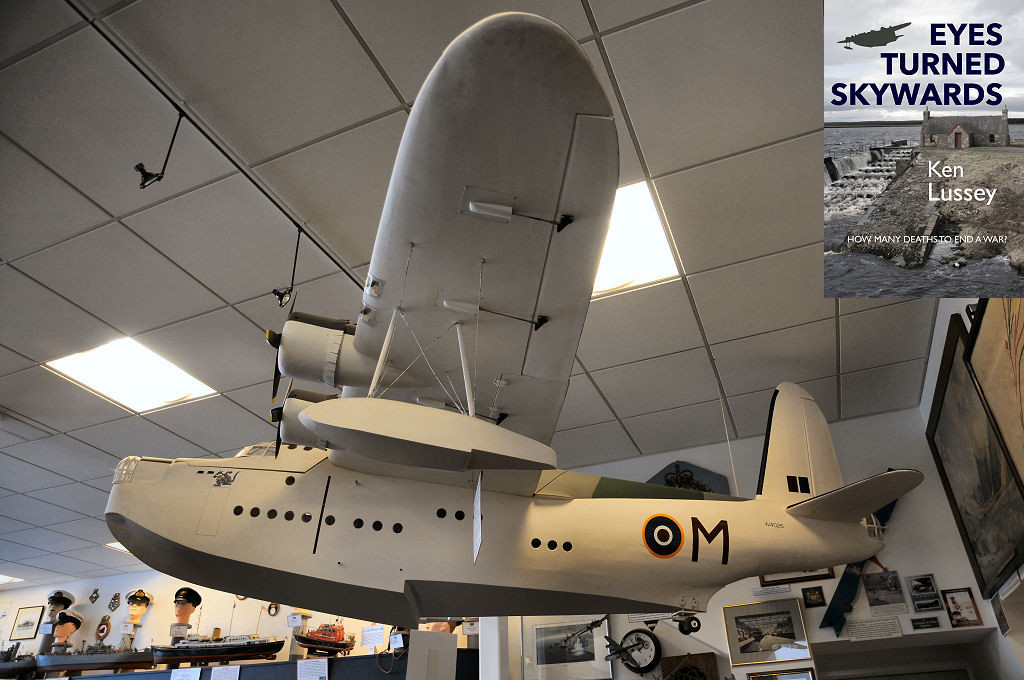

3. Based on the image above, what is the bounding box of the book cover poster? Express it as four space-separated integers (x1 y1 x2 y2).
824 2 1024 297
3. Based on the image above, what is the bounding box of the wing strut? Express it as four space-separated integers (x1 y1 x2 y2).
368 307 400 397
455 322 476 418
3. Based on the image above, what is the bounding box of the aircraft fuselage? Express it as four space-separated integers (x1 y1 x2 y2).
106 450 880 626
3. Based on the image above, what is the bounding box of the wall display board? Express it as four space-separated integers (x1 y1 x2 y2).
746 669 815 680
521 616 612 680
9 607 43 641
926 314 1024 599
759 568 834 588
967 299 1024 475
723 599 810 666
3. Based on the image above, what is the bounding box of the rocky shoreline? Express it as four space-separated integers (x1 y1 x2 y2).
844 147 1024 271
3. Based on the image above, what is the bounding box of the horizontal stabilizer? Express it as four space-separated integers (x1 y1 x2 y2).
785 469 923 522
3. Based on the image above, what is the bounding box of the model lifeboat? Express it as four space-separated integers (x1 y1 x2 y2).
293 622 355 655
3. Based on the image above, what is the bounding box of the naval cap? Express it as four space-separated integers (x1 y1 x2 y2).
173 587 201 607
56 609 84 628
47 590 75 608
126 588 152 605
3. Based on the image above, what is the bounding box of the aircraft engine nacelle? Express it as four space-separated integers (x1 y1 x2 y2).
275 390 337 449
270 313 377 390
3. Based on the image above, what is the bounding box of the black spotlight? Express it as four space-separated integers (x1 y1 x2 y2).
272 286 293 308
133 110 184 190
134 163 164 189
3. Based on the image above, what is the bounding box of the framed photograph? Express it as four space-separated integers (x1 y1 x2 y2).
966 299 1024 477
801 586 825 609
723 599 810 666
926 314 1024 599
759 567 835 587
992 595 1010 636
521 615 612 680
746 670 815 680
941 588 982 628
906 574 942 612
9 606 43 641
862 571 907 616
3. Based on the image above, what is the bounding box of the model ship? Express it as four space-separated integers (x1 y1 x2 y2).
152 634 284 664
293 622 355 655
35 642 154 673
0 643 35 680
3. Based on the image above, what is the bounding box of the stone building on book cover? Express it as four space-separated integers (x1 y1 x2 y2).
920 105 1010 149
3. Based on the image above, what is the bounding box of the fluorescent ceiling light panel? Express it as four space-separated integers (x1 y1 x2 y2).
593 181 678 295
47 338 215 413
0 574 23 585
104 542 130 553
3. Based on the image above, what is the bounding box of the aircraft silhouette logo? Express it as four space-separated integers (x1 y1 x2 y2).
838 22 911 49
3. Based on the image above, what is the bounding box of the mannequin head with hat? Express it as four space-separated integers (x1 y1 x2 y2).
45 590 75 622
125 589 152 625
54 610 83 644
173 587 202 624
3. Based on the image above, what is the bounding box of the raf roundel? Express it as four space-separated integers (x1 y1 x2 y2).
643 514 683 558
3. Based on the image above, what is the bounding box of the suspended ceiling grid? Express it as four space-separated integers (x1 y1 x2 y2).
0 0 936 589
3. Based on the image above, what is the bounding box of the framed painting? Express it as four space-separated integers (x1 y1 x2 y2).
9 605 43 641
723 599 810 666
926 314 1024 599
746 670 815 680
906 574 942 612
521 615 612 680
759 568 834 587
966 299 1024 477
941 587 982 628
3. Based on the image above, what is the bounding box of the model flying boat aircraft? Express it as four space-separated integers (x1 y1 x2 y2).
106 13 922 631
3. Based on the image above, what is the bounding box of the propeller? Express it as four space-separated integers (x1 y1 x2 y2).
268 378 293 457
266 330 282 401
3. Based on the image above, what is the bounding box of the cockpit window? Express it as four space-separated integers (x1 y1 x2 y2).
234 443 275 458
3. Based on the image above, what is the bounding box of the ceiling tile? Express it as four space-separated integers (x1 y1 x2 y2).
0 0 81 63
0 538 47 562
136 307 275 393
26 483 109 517
588 0 684 32
60 545 138 568
624 399 731 455
0 561 61 580
554 374 614 431
0 266 120 362
341 0 593 102
0 29 235 216
235 272 363 336
728 376 838 438
78 567 123 577
0 367 129 432
144 396 276 453
82 475 114 492
0 494 85 524
17 552 104 575
124 175 336 303
2 526 93 552
838 298 913 314
552 421 637 469
580 42 644 185
578 280 702 371
657 133 821 274
841 359 926 419
70 416 209 460
16 223 223 334
0 452 73 492
254 112 406 267
687 245 832 344
603 0 820 175
3 435 121 480
49 517 115 544
0 136 110 262
840 299 935 373
591 348 719 418
0 345 34 377
0 516 34 534
712 320 835 396
106 0 399 162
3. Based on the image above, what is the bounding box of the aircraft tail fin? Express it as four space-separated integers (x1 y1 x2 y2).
755 383 843 502
786 469 923 522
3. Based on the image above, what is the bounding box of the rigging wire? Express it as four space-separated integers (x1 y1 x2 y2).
718 396 739 496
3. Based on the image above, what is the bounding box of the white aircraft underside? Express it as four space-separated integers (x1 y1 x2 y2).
106 13 923 627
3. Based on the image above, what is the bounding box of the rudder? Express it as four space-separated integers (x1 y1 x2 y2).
756 383 843 501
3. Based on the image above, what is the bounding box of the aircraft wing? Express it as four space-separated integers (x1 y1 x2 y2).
349 14 619 445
